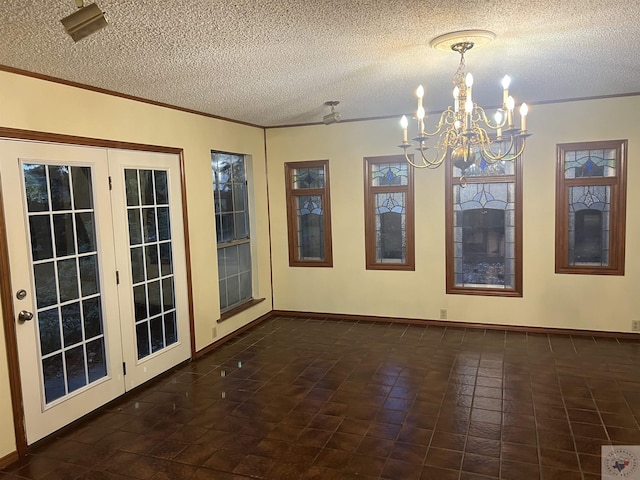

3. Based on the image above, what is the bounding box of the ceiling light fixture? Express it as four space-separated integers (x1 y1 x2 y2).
398 30 530 175
323 101 342 125
61 1 108 42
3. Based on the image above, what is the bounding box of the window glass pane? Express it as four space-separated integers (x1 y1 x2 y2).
453 157 514 178
374 192 405 262
371 162 408 186
217 213 234 243
568 185 610 266
296 195 324 260
453 183 514 288
565 149 616 179
238 242 251 273
293 167 324 189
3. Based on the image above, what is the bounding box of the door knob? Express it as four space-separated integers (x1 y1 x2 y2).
18 310 34 323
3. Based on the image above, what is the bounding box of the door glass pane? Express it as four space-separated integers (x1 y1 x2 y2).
76 212 96 254
53 214 76 257
23 163 108 405
61 302 82 346
29 216 53 261
38 308 61 356
87 338 106 382
79 255 99 296
125 168 179 360
71 167 93 209
24 164 49 212
34 262 57 308
49 166 72 211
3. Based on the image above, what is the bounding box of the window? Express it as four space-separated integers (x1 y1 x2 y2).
212 151 252 311
446 155 522 296
555 140 627 275
364 155 414 270
284 160 333 267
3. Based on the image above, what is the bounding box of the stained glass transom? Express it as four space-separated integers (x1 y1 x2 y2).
23 163 107 404
453 182 515 288
125 169 178 360
565 149 616 179
293 167 324 189
371 162 408 186
453 159 513 178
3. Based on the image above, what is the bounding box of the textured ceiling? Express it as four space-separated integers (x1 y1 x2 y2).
1 0 639 127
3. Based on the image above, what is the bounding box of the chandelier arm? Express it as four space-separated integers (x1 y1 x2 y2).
417 144 447 168
479 134 527 162
476 106 506 129
403 150 431 169
420 109 456 137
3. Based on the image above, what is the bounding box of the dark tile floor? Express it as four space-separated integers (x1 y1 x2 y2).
3 316 640 479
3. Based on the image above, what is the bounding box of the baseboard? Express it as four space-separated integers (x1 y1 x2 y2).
0 450 19 470
195 310 272 358
270 309 640 339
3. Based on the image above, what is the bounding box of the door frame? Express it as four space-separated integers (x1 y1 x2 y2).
0 126 196 457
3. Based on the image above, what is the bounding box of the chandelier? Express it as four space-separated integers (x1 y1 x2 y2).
398 30 530 174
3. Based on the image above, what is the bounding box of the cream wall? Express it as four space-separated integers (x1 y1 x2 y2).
0 70 273 458
266 95 640 333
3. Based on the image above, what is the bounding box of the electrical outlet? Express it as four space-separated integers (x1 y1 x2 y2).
632 320 640 332
440 309 448 320
212 327 217 338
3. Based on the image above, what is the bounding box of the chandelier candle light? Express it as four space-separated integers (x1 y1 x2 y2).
398 30 530 173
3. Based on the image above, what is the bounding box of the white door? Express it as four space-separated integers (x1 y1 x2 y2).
108 149 190 389
0 140 191 444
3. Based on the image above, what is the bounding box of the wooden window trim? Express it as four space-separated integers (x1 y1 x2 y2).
445 155 523 297
364 155 415 271
284 160 333 267
555 139 627 275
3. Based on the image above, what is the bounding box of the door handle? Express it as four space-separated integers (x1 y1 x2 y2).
17 310 34 323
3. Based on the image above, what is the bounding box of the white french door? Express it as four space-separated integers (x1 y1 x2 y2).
108 149 190 390
0 140 190 444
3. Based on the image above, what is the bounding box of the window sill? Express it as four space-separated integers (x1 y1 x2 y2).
218 297 265 323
